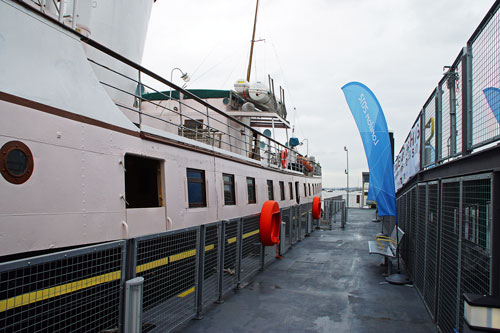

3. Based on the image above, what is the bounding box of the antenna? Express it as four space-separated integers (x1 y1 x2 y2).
246 0 259 82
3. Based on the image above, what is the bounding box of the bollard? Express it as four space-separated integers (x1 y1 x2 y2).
124 277 144 333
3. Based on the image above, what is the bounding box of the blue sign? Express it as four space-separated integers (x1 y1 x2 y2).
341 82 396 218
483 87 500 125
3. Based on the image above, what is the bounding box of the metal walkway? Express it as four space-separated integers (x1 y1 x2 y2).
180 208 436 332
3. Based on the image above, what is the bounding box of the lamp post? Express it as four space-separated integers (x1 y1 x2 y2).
344 146 349 221
169 67 190 107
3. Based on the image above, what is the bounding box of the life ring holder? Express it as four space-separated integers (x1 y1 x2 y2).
312 196 321 219
260 200 281 246
280 150 288 169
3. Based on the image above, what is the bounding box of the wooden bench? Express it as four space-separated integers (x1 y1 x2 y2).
368 226 404 275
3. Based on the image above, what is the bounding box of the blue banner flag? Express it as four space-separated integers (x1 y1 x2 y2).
367 174 376 202
341 82 396 217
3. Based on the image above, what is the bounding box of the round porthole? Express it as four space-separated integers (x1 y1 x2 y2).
0 141 34 184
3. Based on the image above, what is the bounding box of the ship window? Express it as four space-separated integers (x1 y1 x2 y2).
187 168 206 208
295 181 300 204
247 177 256 204
125 154 163 208
279 181 285 201
267 180 274 200
308 184 311 196
223 173 236 205
289 182 293 200
0 141 34 185
304 183 307 197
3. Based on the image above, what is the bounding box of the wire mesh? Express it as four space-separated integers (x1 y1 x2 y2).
456 61 464 155
0 241 125 333
264 245 276 267
437 180 461 332
136 227 198 332
409 186 417 281
441 82 451 160
222 219 239 295
201 223 220 309
458 176 492 331
423 95 437 167
239 215 261 284
423 182 439 318
414 184 427 295
471 8 500 148
291 206 298 245
281 208 291 253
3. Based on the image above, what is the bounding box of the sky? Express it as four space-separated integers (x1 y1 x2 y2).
142 0 495 188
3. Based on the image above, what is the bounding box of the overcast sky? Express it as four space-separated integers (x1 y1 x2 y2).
142 0 495 188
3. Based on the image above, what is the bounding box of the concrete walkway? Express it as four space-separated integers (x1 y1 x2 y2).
180 208 436 332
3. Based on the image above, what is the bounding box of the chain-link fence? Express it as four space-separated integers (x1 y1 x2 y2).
0 201 323 332
397 174 493 332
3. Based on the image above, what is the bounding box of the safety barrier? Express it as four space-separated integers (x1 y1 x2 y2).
0 201 330 332
396 173 493 332
321 196 346 229
395 2 500 189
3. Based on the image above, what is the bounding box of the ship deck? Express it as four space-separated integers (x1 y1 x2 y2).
180 208 435 332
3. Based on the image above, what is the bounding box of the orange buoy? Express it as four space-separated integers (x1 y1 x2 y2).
280 150 288 168
312 196 321 219
260 200 281 246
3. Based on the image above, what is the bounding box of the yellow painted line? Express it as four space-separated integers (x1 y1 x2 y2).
243 229 260 239
0 270 121 313
177 286 195 298
205 244 215 251
136 257 169 273
227 237 237 244
169 249 197 263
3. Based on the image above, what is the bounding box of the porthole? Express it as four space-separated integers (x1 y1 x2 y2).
0 141 34 184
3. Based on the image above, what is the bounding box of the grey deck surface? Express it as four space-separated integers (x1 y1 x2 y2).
180 208 435 332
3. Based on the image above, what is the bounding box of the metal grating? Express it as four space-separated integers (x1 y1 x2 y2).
281 208 291 253
437 180 461 332
291 206 298 244
409 186 417 281
471 8 500 148
0 241 125 333
222 219 239 295
137 228 198 332
239 215 261 284
414 184 427 295
264 245 275 267
458 176 492 331
455 61 464 155
423 182 439 318
202 223 220 308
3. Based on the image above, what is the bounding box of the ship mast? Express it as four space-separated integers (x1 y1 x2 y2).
246 0 259 82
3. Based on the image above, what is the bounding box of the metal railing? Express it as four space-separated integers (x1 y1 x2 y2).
0 201 332 332
396 2 500 187
396 174 493 332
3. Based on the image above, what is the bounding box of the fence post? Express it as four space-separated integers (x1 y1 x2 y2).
216 221 226 304
436 85 443 163
341 201 346 228
461 46 473 155
236 218 243 287
124 277 144 333
195 225 205 319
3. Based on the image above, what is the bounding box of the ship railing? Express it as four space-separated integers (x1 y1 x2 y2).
0 201 341 332
80 38 321 177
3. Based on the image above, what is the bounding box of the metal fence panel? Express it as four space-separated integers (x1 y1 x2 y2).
239 215 261 284
470 8 500 148
458 175 492 331
222 219 239 295
424 182 439 319
440 82 451 161
281 207 292 253
409 186 417 280
423 95 437 167
201 222 221 309
414 183 427 295
136 227 199 332
0 241 125 333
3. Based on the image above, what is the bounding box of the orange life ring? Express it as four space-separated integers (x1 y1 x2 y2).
260 200 281 246
280 150 288 168
312 196 321 219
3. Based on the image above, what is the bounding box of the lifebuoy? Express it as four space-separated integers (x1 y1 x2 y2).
312 196 321 219
280 150 288 168
260 200 281 246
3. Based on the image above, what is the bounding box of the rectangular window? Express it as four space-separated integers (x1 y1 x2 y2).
187 168 206 208
279 181 285 201
247 177 256 204
267 180 274 200
223 173 236 205
295 181 300 204
304 183 307 197
289 182 293 200
309 184 311 196
125 154 163 208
